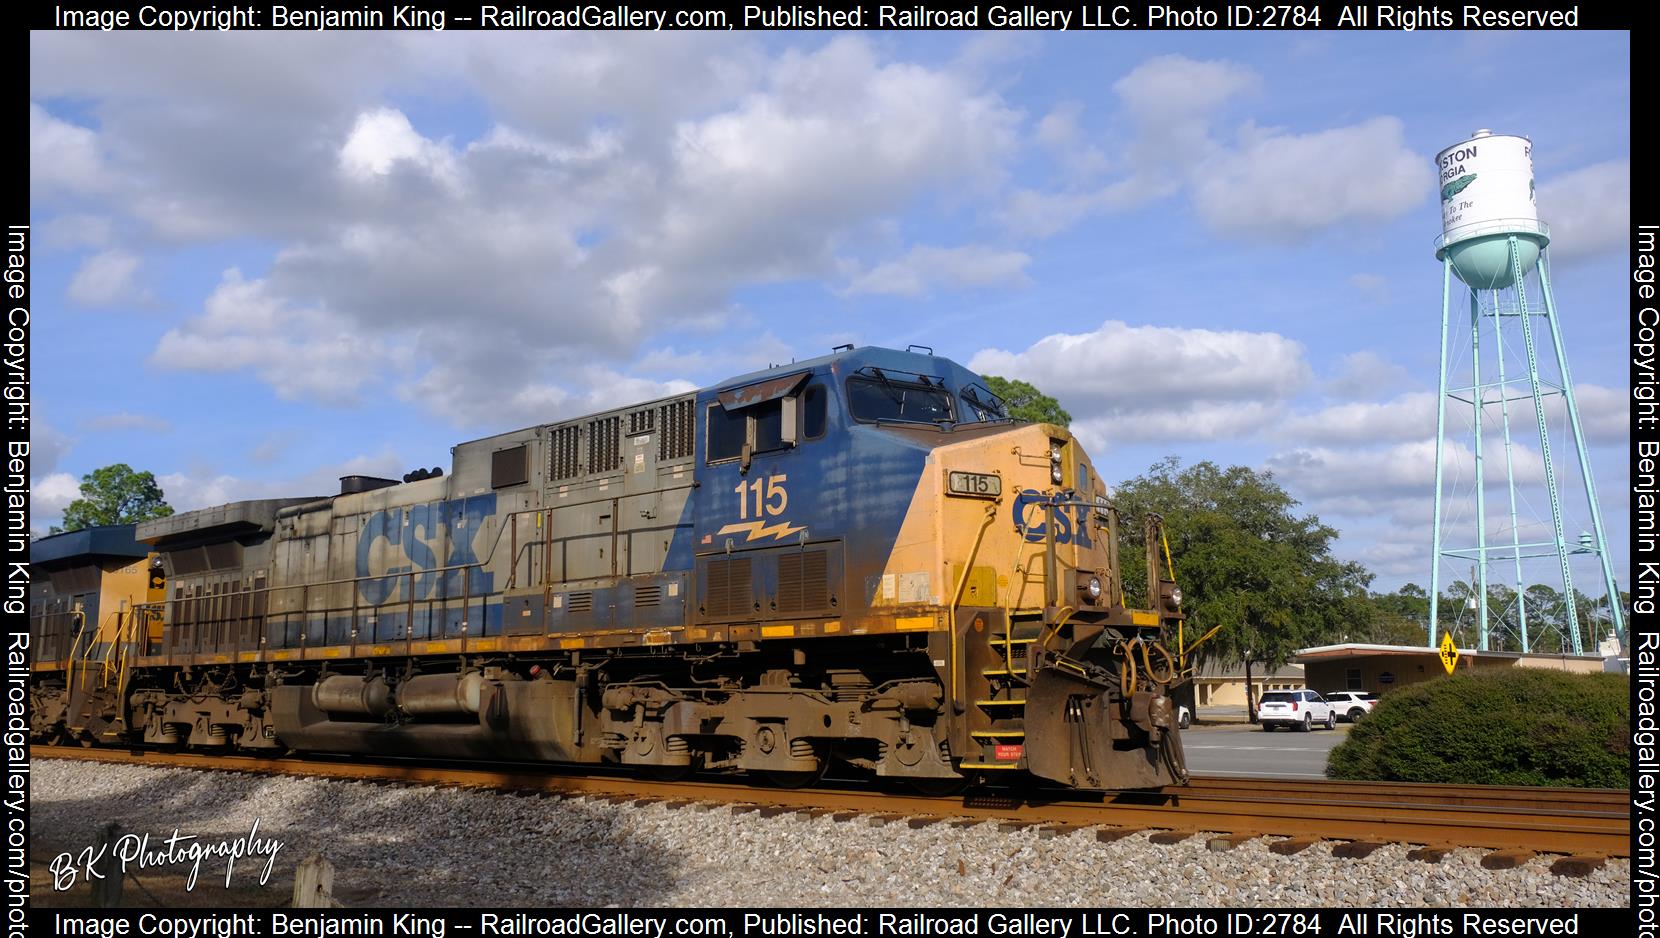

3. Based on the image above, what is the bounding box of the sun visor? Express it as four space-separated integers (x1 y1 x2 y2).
716 371 809 411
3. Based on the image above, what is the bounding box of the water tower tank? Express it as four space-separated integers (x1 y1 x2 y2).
1433 130 1547 289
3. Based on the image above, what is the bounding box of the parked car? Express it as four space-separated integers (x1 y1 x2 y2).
1178 704 1192 729
1324 691 1379 723
1257 690 1336 732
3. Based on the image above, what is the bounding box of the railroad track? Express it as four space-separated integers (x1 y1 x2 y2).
37 746 1628 867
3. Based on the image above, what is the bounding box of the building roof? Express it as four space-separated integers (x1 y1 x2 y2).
1294 642 1605 663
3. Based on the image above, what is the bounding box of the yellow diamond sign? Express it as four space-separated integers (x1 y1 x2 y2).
1438 633 1460 674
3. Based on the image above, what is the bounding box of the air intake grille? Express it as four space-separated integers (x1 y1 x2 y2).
658 399 694 461
628 408 655 435
634 585 662 608
588 417 621 473
567 592 593 613
549 425 581 480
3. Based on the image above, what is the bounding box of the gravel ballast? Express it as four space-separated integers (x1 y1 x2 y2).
31 760 1629 908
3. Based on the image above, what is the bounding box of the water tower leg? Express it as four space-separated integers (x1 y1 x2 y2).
1429 259 1453 649
1488 284 1531 652
1537 254 1626 649
1469 288 1490 650
1511 236 1581 654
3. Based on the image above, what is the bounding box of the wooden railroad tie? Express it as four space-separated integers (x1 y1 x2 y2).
864 813 903 828
829 810 863 823
1406 846 1456 864
1095 827 1144 843
755 806 796 818
1480 849 1536 870
1148 830 1194 845
1549 855 1606 878
905 816 944 830
1036 823 1090 840
1269 837 1322 856
1206 832 1258 852
1331 841 1387 860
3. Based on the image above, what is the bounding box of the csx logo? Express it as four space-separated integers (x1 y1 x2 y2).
355 494 496 605
1011 489 1093 548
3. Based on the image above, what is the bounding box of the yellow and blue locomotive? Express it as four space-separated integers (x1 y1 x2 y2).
32 346 1188 790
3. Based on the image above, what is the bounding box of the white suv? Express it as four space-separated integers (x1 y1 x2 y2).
1257 690 1336 732
1324 691 1379 723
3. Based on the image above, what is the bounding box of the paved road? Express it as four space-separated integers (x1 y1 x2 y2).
1180 721 1354 779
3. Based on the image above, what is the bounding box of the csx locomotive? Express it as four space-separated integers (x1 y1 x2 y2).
30 346 1189 789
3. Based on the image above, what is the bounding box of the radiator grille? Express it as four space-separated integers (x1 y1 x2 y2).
634 585 662 608
702 557 753 619
777 549 830 614
566 592 594 613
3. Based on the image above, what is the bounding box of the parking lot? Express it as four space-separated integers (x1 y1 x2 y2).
1181 720 1355 779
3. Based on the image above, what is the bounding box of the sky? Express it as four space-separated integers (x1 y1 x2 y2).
28 28 1631 603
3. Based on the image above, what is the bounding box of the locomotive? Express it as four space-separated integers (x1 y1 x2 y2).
30 345 1189 790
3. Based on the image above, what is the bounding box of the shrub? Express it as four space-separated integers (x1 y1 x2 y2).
1325 667 1629 788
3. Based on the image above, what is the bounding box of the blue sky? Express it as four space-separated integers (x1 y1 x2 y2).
29 29 1631 603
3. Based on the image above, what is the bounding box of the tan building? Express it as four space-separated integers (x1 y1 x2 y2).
1294 642 1609 696
1190 658 1305 708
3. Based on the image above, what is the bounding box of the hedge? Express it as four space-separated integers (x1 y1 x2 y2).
1325 667 1629 788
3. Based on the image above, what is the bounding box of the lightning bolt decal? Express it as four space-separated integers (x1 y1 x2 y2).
715 520 807 542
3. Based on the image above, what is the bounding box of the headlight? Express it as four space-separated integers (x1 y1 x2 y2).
1087 576 1102 601
1049 439 1064 484
1049 442 1063 461
1170 587 1183 607
1077 573 1104 604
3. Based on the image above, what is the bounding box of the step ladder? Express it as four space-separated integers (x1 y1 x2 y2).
958 621 1044 772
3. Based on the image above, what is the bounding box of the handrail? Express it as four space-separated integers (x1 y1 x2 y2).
948 503 998 710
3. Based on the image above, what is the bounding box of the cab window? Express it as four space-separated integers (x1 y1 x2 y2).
706 386 823 464
803 384 827 439
847 376 954 424
707 404 746 462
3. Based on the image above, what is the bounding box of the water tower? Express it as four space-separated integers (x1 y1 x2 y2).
1427 130 1624 655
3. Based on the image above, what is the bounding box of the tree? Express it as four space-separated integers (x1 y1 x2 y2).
1113 457 1373 721
981 376 1071 426
58 463 174 532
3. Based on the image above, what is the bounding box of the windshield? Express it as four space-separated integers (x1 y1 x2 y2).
960 383 1007 422
847 376 955 424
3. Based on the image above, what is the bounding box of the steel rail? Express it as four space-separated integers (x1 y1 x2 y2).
37 746 1628 857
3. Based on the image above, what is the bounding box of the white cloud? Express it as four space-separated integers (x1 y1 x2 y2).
1326 350 1412 400
1538 160 1629 262
31 472 81 534
339 108 459 185
1280 392 1437 444
1191 117 1429 241
157 451 406 513
969 320 1310 443
29 104 104 194
1002 56 1258 239
67 250 144 306
840 245 1030 298
40 36 1021 425
150 269 401 404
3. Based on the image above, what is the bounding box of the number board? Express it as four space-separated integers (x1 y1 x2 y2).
946 471 1001 499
